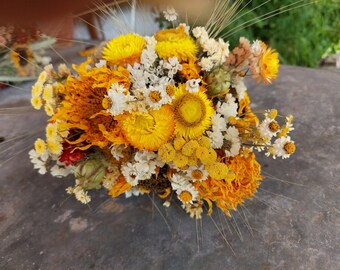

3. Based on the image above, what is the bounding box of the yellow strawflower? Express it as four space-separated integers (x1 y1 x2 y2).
102 34 145 66
155 25 198 61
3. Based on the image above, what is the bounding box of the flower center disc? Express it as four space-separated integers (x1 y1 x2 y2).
179 191 193 203
191 169 203 180
135 114 155 134
176 94 206 127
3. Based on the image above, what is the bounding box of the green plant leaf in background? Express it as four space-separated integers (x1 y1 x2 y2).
222 0 340 67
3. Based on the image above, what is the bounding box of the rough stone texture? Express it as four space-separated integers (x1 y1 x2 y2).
0 63 339 270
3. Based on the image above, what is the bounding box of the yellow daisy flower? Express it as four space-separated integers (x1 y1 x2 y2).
34 138 47 155
118 105 175 151
43 84 54 103
47 139 63 155
31 82 43 98
44 104 55 116
46 123 58 140
155 25 198 61
172 84 213 139
102 34 145 66
31 96 42 110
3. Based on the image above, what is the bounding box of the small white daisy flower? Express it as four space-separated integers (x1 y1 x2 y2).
258 117 280 141
163 7 178 22
185 165 208 182
267 136 296 159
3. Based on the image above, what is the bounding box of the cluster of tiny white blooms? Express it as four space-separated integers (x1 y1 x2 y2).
162 57 182 78
50 162 73 178
185 165 208 182
106 83 136 116
266 136 295 159
258 117 279 141
58 64 71 77
95 60 107 68
140 36 157 70
185 78 201 93
232 75 247 100
29 149 49 175
125 187 144 198
171 173 199 204
192 27 209 42
193 27 229 71
207 112 226 148
110 144 125 161
216 94 238 120
122 151 164 186
224 126 241 157
73 186 91 204
144 85 172 109
35 54 52 66
128 63 150 89
163 7 178 22
102 164 120 190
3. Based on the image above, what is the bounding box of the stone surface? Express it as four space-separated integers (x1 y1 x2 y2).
0 62 339 270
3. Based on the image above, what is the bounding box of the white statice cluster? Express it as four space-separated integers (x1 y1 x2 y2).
223 126 241 157
192 26 230 71
110 145 125 161
125 50 183 111
161 56 182 78
121 150 164 186
207 94 241 157
140 36 157 70
231 75 247 100
106 83 136 116
50 161 73 178
216 94 238 120
29 149 49 175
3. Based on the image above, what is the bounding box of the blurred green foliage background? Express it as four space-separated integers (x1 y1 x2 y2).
224 0 340 67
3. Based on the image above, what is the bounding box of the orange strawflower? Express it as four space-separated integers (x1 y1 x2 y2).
51 58 130 150
194 151 262 216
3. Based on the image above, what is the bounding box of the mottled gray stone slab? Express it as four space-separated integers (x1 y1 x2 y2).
0 64 339 270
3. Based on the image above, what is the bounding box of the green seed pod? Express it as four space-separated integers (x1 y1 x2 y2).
75 155 107 190
206 66 231 97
